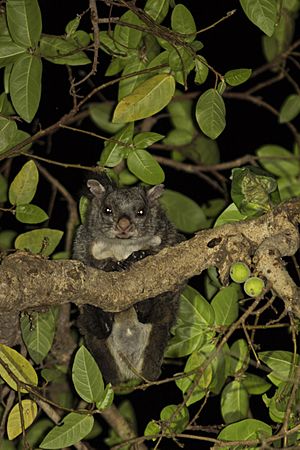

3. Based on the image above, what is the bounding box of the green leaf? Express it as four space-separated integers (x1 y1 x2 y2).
113 10 143 52
118 58 147 100
0 128 32 155
118 169 138 186
242 373 271 395
20 308 58 364
100 123 134 167
0 117 18 153
264 381 299 424
166 325 205 359
40 35 90 65
4 63 13 93
176 351 213 406
278 176 300 201
65 17 81 37
144 419 161 437
0 230 17 250
256 144 299 177
195 57 209 85
214 203 246 227
259 350 299 384
166 285 215 358
9 160 38 205
168 46 195 74
7 399 38 440
99 31 123 56
16 204 48 224
40 412 94 449
224 68 252 86
239 0 277 36
0 92 15 115
160 189 208 233
41 367 66 384
221 380 249 424
112 74 176 123
71 30 90 48
163 129 193 146
231 166 280 217
10 54 42 122
217 418 272 448
133 132 164 148
15 228 63 256
79 195 89 224
208 343 230 395
0 37 26 68
0 343 38 393
0 129 32 155
143 34 161 62
127 149 165 184
89 103 124 134
229 339 250 375
183 135 220 165
211 285 239 326
72 346 104 403
105 57 125 76
171 4 196 42
96 383 114 410
160 404 189 435
6 0 42 48
147 49 169 73
145 0 169 24
17 418 53 450
0 173 7 201
262 7 295 62
195 88 226 139
0 12 9 36
167 93 195 134
279 94 300 123
179 286 215 326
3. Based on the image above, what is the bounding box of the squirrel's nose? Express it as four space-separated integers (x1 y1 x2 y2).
117 217 132 232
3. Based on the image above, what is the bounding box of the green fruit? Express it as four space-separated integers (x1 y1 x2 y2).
230 262 251 283
244 277 265 297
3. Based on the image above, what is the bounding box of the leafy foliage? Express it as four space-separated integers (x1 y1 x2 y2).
0 0 299 448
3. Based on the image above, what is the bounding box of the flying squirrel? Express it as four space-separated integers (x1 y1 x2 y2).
73 173 185 385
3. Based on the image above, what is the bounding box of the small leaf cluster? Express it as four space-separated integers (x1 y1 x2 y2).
256 144 300 201
98 1 253 143
0 160 63 255
0 343 113 447
99 123 165 184
0 0 90 151
142 279 299 445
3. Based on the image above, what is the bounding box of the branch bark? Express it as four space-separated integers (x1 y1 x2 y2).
0 199 300 325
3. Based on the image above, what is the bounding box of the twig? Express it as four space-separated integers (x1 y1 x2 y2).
74 0 100 87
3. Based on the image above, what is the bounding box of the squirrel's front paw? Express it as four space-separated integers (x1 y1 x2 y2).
116 260 131 271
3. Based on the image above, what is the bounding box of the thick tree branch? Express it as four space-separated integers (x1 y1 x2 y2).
0 200 300 323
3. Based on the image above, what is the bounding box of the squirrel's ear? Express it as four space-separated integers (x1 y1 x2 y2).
147 184 164 203
87 179 106 198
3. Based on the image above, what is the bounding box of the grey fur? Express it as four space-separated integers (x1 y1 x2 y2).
73 174 184 385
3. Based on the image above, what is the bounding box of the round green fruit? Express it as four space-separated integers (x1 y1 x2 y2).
244 277 265 297
230 262 251 283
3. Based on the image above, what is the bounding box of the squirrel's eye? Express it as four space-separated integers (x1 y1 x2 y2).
104 207 112 215
136 209 144 216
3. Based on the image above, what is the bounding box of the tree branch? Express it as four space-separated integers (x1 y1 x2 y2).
0 200 300 330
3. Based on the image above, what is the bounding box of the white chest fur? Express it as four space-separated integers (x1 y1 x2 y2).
91 235 161 261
